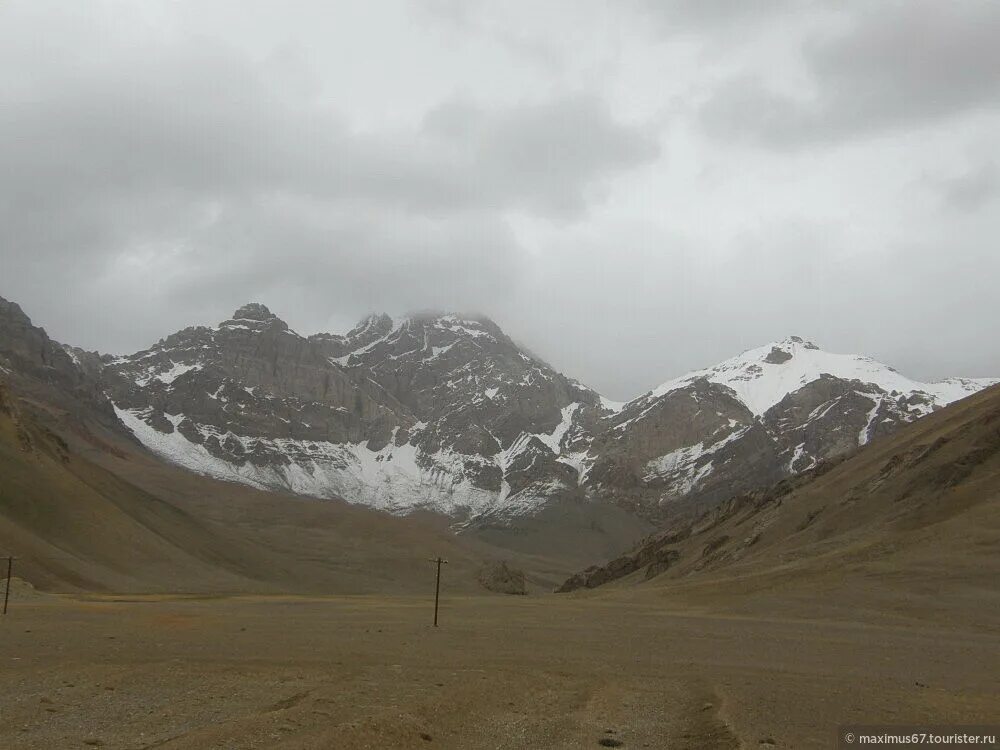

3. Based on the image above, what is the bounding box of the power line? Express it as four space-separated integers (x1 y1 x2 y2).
3 556 14 615
428 557 448 627
1 554 85 616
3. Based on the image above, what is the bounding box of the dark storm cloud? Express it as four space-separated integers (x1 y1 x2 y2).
0 9 658 353
699 1 1000 147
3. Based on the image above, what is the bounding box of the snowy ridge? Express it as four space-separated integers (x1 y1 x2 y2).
645 336 998 417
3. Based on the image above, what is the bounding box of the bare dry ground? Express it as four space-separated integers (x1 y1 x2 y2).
1 587 997 750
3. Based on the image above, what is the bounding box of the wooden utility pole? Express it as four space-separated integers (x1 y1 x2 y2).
428 557 449 627
3 556 13 616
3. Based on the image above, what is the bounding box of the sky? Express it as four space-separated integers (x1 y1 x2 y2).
2 0 998 400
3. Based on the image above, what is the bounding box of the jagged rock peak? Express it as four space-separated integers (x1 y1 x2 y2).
0 296 33 326
348 313 394 336
231 303 276 322
401 312 508 343
780 335 820 350
405 310 495 325
762 337 821 364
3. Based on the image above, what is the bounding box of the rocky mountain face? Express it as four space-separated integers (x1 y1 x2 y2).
2 296 995 527
100 304 618 521
0 297 87 392
309 311 615 520
0 297 112 422
558 378 1000 593
584 336 997 520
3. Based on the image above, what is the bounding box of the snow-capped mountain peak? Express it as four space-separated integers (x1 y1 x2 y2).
646 337 997 418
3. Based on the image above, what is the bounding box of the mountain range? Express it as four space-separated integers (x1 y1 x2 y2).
2 295 994 540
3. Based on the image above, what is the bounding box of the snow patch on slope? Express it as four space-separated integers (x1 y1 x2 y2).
134 361 203 387
114 406 497 517
535 403 580 454
643 426 751 494
599 395 626 413
858 392 884 446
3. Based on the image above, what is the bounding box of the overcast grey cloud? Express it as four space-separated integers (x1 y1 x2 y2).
632 0 819 33
1 0 656 359
2 30 655 224
416 0 566 72
700 0 1000 147
1 0 997 400
931 162 1000 213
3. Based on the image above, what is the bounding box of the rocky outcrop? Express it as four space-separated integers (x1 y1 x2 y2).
556 528 687 592
477 561 527 595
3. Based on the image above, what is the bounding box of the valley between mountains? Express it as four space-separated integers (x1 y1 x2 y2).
3 293 999 749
